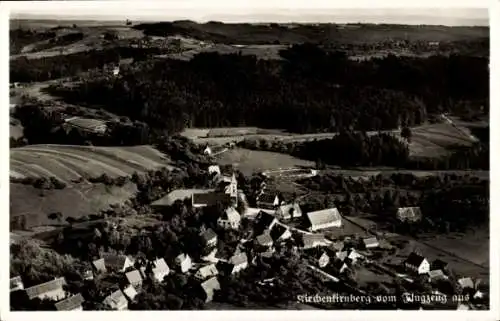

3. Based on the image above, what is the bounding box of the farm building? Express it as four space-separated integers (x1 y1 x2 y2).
192 192 232 208
256 231 274 248
217 207 241 230
306 208 342 231
270 224 292 242
457 277 475 291
54 293 85 311
125 270 143 288
200 228 218 248
10 276 24 292
100 254 134 272
301 233 329 249
275 202 302 220
151 189 214 208
363 237 379 249
122 285 138 301
396 207 422 223
428 270 447 282
103 289 128 310
63 117 107 134
175 254 193 273
208 165 221 175
404 252 430 275
430 259 449 272
198 277 220 303
333 260 350 274
25 277 67 301
152 260 171 278
312 251 330 268
195 264 219 281
254 211 278 231
229 252 249 274
256 191 283 209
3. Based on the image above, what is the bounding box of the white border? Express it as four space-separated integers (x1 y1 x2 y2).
0 1 497 321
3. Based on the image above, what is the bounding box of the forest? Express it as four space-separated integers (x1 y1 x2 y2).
14 43 487 136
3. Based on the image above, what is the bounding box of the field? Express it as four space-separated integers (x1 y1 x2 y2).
215 148 314 176
183 121 477 159
10 144 173 184
10 181 137 228
344 214 489 280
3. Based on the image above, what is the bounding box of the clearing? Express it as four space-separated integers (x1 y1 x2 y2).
215 148 314 176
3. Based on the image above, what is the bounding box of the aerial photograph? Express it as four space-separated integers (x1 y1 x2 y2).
8 4 490 312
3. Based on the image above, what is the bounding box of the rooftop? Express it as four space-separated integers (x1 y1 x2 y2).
307 208 342 227
25 277 67 300
54 293 85 311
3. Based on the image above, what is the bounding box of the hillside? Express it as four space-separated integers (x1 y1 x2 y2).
10 144 173 184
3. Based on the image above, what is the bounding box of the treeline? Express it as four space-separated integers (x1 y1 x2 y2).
10 29 56 55
238 131 489 170
42 44 487 135
298 172 489 233
10 47 168 83
33 32 84 52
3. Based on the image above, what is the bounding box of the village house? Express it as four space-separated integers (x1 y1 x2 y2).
10 276 24 292
428 269 447 282
363 236 379 249
175 253 193 273
306 208 342 231
83 270 94 280
404 252 430 274
192 192 232 208
217 207 241 230
198 277 220 303
122 284 138 301
311 250 330 268
255 211 278 231
208 165 221 176
54 293 85 311
430 259 449 272
195 264 219 281
201 248 219 263
333 260 350 274
256 231 274 249
457 277 475 291
270 224 292 242
337 249 364 264
97 253 134 273
229 252 249 274
396 207 422 223
200 228 218 248
25 277 67 301
125 269 143 289
151 258 170 282
256 191 283 209
301 233 329 249
103 289 128 310
275 202 302 221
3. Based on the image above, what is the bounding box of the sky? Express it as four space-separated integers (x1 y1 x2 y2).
6 1 490 26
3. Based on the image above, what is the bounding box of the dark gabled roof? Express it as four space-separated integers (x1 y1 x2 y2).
25 277 67 300
256 232 273 246
229 252 248 266
431 259 448 270
10 276 23 290
270 224 288 241
192 192 231 206
257 192 279 204
255 211 277 228
54 293 85 311
200 228 218 243
103 253 129 270
405 252 426 267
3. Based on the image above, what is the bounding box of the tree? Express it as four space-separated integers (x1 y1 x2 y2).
401 126 412 142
